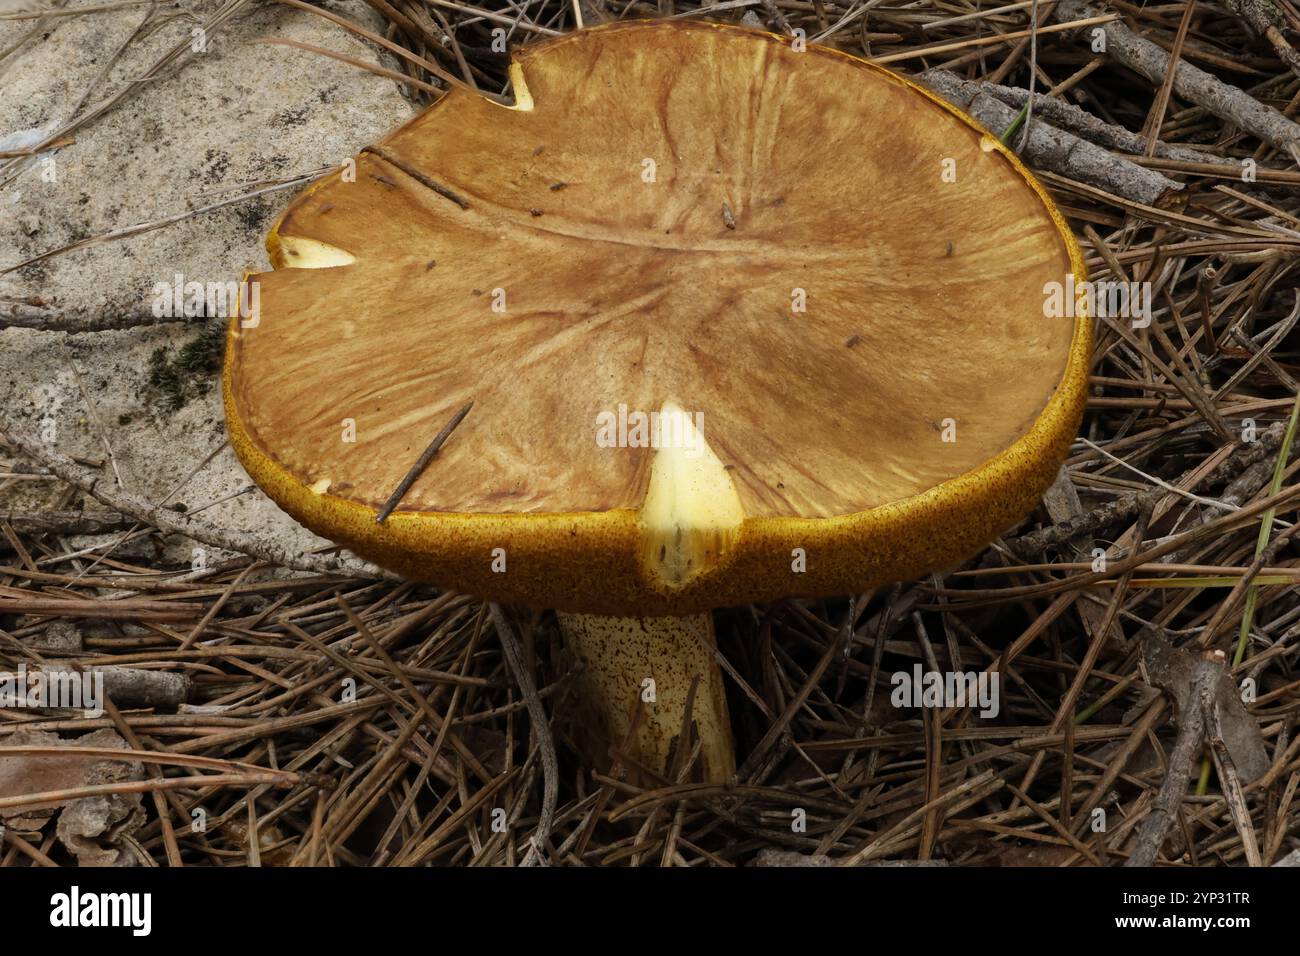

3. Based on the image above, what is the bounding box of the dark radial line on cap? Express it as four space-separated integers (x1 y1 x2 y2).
361 145 472 210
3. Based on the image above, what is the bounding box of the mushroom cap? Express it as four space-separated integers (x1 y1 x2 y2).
224 20 1091 616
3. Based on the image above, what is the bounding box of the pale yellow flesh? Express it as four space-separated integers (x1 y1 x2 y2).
639 401 745 589
558 610 735 783
273 235 355 268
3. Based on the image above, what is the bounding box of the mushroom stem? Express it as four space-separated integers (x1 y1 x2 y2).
557 611 734 784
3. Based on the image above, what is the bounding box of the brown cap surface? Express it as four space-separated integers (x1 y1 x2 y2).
225 20 1091 615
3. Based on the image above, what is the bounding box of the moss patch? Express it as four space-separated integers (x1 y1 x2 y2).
147 321 226 412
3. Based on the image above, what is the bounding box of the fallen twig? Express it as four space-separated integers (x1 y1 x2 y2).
1055 0 1300 156
918 69 1182 204
0 428 386 579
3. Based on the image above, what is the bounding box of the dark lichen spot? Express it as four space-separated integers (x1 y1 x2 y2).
276 104 312 127
235 196 274 232
196 148 230 186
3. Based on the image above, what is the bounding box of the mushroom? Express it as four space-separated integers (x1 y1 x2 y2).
223 21 1091 784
